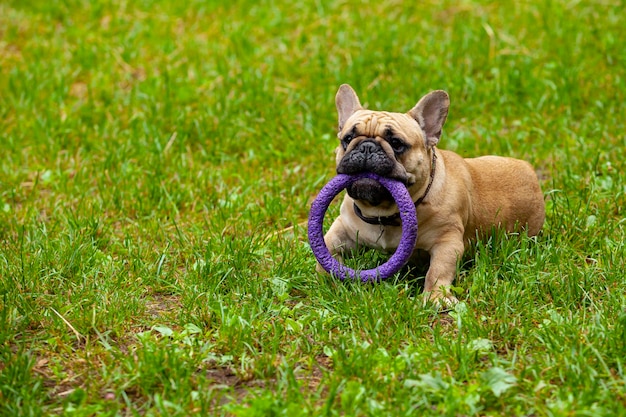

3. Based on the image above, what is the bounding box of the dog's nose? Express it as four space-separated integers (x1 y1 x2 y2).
358 141 378 154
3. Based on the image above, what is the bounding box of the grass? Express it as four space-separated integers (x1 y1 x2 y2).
1 0 625 415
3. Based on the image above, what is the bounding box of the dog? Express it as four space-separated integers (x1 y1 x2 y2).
318 84 545 305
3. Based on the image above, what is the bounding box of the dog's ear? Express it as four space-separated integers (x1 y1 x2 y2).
408 90 450 148
336 84 362 132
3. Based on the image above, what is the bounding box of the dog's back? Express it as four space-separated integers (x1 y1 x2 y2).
463 155 545 237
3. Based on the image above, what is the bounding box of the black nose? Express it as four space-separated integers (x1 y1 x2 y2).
358 141 378 154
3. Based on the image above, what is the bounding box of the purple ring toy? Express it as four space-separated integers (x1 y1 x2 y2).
308 173 418 282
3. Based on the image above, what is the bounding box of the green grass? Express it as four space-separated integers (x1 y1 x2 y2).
1 0 625 415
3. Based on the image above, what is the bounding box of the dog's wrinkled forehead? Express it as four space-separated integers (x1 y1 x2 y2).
343 110 419 139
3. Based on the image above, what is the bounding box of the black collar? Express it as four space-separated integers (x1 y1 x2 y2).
353 148 438 227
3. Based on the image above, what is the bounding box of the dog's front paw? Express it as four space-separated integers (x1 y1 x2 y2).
422 287 459 310
315 252 346 275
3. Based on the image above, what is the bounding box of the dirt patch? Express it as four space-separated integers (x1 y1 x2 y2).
144 293 181 320
431 312 455 328
206 367 240 387
302 355 331 392
32 356 87 400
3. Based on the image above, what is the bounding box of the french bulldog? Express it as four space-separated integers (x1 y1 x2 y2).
318 84 545 304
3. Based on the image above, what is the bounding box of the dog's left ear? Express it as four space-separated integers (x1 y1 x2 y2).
408 90 450 148
336 84 362 132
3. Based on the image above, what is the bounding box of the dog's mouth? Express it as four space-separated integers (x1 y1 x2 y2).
340 164 409 206
346 178 393 206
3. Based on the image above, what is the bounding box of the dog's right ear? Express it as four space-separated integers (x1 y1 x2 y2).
336 84 362 132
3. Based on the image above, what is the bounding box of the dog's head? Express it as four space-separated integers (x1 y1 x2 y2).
334 84 450 207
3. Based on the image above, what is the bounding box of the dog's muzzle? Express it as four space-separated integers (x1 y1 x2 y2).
337 140 396 177
337 140 406 206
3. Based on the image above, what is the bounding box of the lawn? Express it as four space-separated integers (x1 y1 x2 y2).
1 0 625 415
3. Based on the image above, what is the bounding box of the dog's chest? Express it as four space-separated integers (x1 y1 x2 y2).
356 225 401 252
342 204 442 253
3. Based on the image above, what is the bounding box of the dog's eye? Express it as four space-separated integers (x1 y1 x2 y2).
341 134 353 149
389 137 407 153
